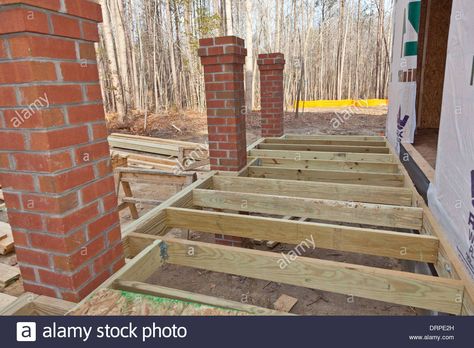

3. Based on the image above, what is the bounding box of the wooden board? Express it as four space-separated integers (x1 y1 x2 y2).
192 189 423 230
212 176 413 206
0 221 14 255
250 149 394 163
0 263 20 288
264 137 388 147
273 294 298 312
165 208 438 262
248 166 404 187
283 134 386 141
258 143 390 154
160 237 464 314
0 292 16 310
257 157 400 173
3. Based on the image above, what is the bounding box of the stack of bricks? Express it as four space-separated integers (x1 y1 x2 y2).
257 53 285 137
198 36 248 172
0 0 124 301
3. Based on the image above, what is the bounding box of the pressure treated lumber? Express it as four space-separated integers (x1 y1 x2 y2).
212 176 413 206
165 207 438 262
192 189 423 230
248 166 404 187
160 237 464 314
283 134 386 141
258 143 390 154
264 137 387 147
113 281 288 315
0 263 20 288
257 157 400 173
250 149 394 163
0 221 14 255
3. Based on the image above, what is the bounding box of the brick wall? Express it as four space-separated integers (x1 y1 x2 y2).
0 0 124 302
257 53 285 137
198 36 248 172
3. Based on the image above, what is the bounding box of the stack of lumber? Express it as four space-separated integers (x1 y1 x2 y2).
0 221 14 255
0 263 20 289
108 133 209 171
111 150 179 171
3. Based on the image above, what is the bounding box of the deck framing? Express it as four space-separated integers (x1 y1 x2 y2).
69 134 474 316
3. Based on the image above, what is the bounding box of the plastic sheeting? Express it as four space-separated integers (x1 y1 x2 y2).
428 0 474 280
386 0 420 152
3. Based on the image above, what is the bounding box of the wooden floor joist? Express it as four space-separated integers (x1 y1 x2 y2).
258 143 390 154
263 137 388 147
165 207 437 262
248 166 405 187
212 176 413 206
160 237 463 315
192 189 422 230
250 149 394 163
256 157 400 173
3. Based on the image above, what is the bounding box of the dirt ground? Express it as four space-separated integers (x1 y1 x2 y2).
2 107 428 315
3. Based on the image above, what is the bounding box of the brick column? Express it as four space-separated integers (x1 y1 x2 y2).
198 36 247 172
0 0 124 302
257 53 285 137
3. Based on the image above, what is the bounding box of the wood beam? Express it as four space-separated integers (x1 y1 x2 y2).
257 157 400 173
212 176 413 206
248 166 404 187
264 137 387 147
258 143 390 154
165 207 438 262
250 149 394 163
159 237 464 314
283 134 386 141
192 189 423 230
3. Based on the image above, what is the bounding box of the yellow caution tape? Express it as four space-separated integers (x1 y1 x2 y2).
294 99 388 108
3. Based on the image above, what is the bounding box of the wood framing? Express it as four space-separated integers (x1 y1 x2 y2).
65 134 474 316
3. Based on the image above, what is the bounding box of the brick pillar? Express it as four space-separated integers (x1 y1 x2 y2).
0 0 125 302
257 53 285 137
198 36 247 172
199 36 248 247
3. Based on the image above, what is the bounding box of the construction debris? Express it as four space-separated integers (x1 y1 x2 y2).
273 294 298 313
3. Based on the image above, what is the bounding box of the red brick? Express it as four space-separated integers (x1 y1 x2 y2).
20 85 83 106
73 269 112 301
75 141 110 165
94 158 112 177
67 103 105 124
2 191 21 209
86 84 102 101
23 282 57 297
11 229 29 247
7 211 43 230
16 247 50 267
21 191 78 214
101 192 117 212
0 87 17 107
3 108 65 129
38 165 95 193
45 202 99 234
53 236 104 272
0 172 35 191
51 14 81 39
0 39 7 58
93 242 123 273
106 226 121 245
0 61 56 83
30 230 86 253
79 42 96 60
65 0 103 22
0 8 49 35
87 210 118 239
81 176 115 204
61 62 99 82
0 0 61 11
9 35 76 59
81 20 99 42
18 265 36 282
38 266 91 289
30 126 89 150
0 131 24 150
91 122 108 140
14 151 73 172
